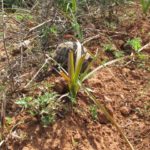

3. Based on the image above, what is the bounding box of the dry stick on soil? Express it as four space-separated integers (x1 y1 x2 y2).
82 33 103 45
26 12 59 37
24 10 58 40
24 54 68 88
31 0 39 11
24 39 148 89
82 85 135 150
82 56 130 81
24 58 49 88
23 18 52 40
83 41 150 81
28 19 52 34
138 42 150 52
82 31 128 45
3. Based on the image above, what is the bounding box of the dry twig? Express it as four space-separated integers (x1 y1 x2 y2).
139 42 150 52
83 56 130 81
24 58 49 88
82 33 103 45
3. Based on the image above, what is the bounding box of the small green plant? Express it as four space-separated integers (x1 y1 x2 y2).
68 1 83 39
15 14 24 21
103 43 124 58
5 116 12 125
113 51 124 58
89 105 98 120
41 26 56 38
41 25 58 42
140 0 150 14
54 45 134 149
56 0 82 39
67 0 77 13
56 0 77 13
16 96 32 109
59 48 94 103
127 37 142 53
60 50 86 103
103 44 114 52
49 25 58 36
137 53 149 61
16 92 59 126
15 13 33 21
0 85 5 93
71 16 83 39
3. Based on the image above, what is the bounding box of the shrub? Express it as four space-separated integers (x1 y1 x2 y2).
16 92 60 126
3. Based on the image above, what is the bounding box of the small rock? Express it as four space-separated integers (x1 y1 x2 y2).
122 68 130 75
131 71 141 79
98 104 114 124
120 106 131 117
74 131 81 141
98 112 110 124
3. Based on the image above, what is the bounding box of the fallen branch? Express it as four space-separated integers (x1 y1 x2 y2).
139 42 150 52
24 54 68 88
82 30 128 45
82 33 103 45
28 19 52 34
83 56 130 81
24 58 49 88
27 15 63 36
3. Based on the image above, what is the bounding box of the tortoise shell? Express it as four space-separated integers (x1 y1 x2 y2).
54 41 91 71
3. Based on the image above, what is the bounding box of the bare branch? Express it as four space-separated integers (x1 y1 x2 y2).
24 58 49 88
139 42 150 52
82 56 131 81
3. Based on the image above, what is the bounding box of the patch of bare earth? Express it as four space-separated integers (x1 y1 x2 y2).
1 2 150 150
5 61 150 150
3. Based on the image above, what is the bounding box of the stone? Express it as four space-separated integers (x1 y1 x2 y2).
120 106 131 117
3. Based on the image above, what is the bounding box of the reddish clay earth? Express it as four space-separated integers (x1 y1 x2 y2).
0 3 150 150
5 62 150 150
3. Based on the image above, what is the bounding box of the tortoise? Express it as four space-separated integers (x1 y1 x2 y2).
54 40 92 71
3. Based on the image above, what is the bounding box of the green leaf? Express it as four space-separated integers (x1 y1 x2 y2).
141 0 150 14
6 117 12 125
74 55 85 82
127 37 142 52
72 0 77 13
68 50 75 82
15 97 32 108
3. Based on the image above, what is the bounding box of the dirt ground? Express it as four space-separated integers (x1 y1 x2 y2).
5 62 149 150
0 2 150 150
